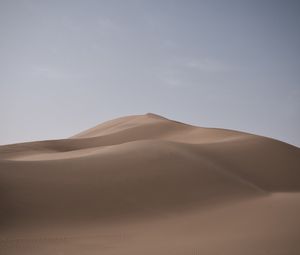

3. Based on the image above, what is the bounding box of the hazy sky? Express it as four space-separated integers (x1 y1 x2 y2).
0 0 299 146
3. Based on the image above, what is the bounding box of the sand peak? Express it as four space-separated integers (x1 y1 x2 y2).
145 112 167 119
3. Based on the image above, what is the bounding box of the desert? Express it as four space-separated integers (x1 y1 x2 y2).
0 113 299 254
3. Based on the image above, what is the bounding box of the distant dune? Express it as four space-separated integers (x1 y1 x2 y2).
1 113 300 255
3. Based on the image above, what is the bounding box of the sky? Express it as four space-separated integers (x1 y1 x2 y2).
0 0 299 147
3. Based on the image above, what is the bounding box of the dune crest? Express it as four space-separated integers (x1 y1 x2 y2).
1 114 300 254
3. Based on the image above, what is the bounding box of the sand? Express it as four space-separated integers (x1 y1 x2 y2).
0 113 299 254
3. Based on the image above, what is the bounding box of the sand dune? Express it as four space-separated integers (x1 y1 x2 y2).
0 113 300 254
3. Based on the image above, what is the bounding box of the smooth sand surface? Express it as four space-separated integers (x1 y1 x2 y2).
1 113 299 254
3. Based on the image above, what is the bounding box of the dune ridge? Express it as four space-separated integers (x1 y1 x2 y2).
1 113 300 254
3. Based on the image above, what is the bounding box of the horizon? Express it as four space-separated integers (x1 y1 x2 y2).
1 112 299 148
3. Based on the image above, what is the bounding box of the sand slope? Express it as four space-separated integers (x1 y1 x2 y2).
0 113 300 254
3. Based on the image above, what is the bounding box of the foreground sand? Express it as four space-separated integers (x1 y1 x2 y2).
0 113 299 254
